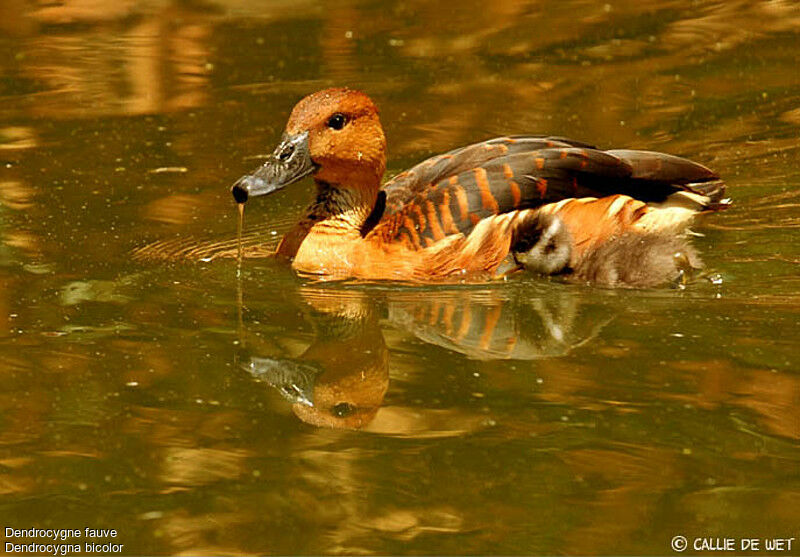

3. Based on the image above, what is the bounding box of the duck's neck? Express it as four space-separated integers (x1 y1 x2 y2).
307 180 379 237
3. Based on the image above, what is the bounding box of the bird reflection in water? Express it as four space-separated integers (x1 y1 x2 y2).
237 285 607 430
239 289 389 430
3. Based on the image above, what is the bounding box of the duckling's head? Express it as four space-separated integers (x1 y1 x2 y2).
232 88 387 203
512 213 573 276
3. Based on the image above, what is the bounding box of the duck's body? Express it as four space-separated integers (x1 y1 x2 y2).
232 88 728 286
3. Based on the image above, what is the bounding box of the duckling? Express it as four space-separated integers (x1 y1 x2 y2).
511 212 573 276
508 212 700 286
575 232 701 287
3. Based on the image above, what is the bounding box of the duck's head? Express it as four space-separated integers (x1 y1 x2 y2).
231 88 387 203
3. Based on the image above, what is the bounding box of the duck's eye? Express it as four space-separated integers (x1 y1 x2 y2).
326 113 348 130
332 402 354 417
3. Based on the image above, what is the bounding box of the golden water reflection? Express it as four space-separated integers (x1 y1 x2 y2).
237 285 800 446
240 286 607 431
0 0 799 554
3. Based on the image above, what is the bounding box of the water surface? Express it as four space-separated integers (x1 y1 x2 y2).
1 1 799 554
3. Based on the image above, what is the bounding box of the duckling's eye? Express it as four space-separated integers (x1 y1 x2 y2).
326 113 348 130
332 402 354 417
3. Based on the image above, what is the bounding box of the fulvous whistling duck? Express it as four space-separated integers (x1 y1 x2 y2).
243 292 389 430
231 88 729 286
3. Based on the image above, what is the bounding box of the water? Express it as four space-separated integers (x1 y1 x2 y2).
1 1 799 554
236 202 245 276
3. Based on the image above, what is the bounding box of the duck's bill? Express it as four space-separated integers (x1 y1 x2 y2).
231 131 316 203
240 354 318 407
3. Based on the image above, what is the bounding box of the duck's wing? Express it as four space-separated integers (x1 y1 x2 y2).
372 137 726 248
382 136 595 213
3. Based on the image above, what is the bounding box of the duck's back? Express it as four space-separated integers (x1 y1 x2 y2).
370 135 726 249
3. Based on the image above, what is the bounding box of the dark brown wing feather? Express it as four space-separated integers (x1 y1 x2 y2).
382 136 595 213
372 136 724 248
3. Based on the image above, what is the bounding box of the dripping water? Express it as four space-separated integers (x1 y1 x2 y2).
236 202 246 349
236 202 245 277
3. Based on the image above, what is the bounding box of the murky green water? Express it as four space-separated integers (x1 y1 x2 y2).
1 1 799 554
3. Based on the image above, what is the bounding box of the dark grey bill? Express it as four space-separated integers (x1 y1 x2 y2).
231 131 316 203
240 355 319 407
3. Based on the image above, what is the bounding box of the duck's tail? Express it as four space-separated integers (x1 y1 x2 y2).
605 149 730 212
